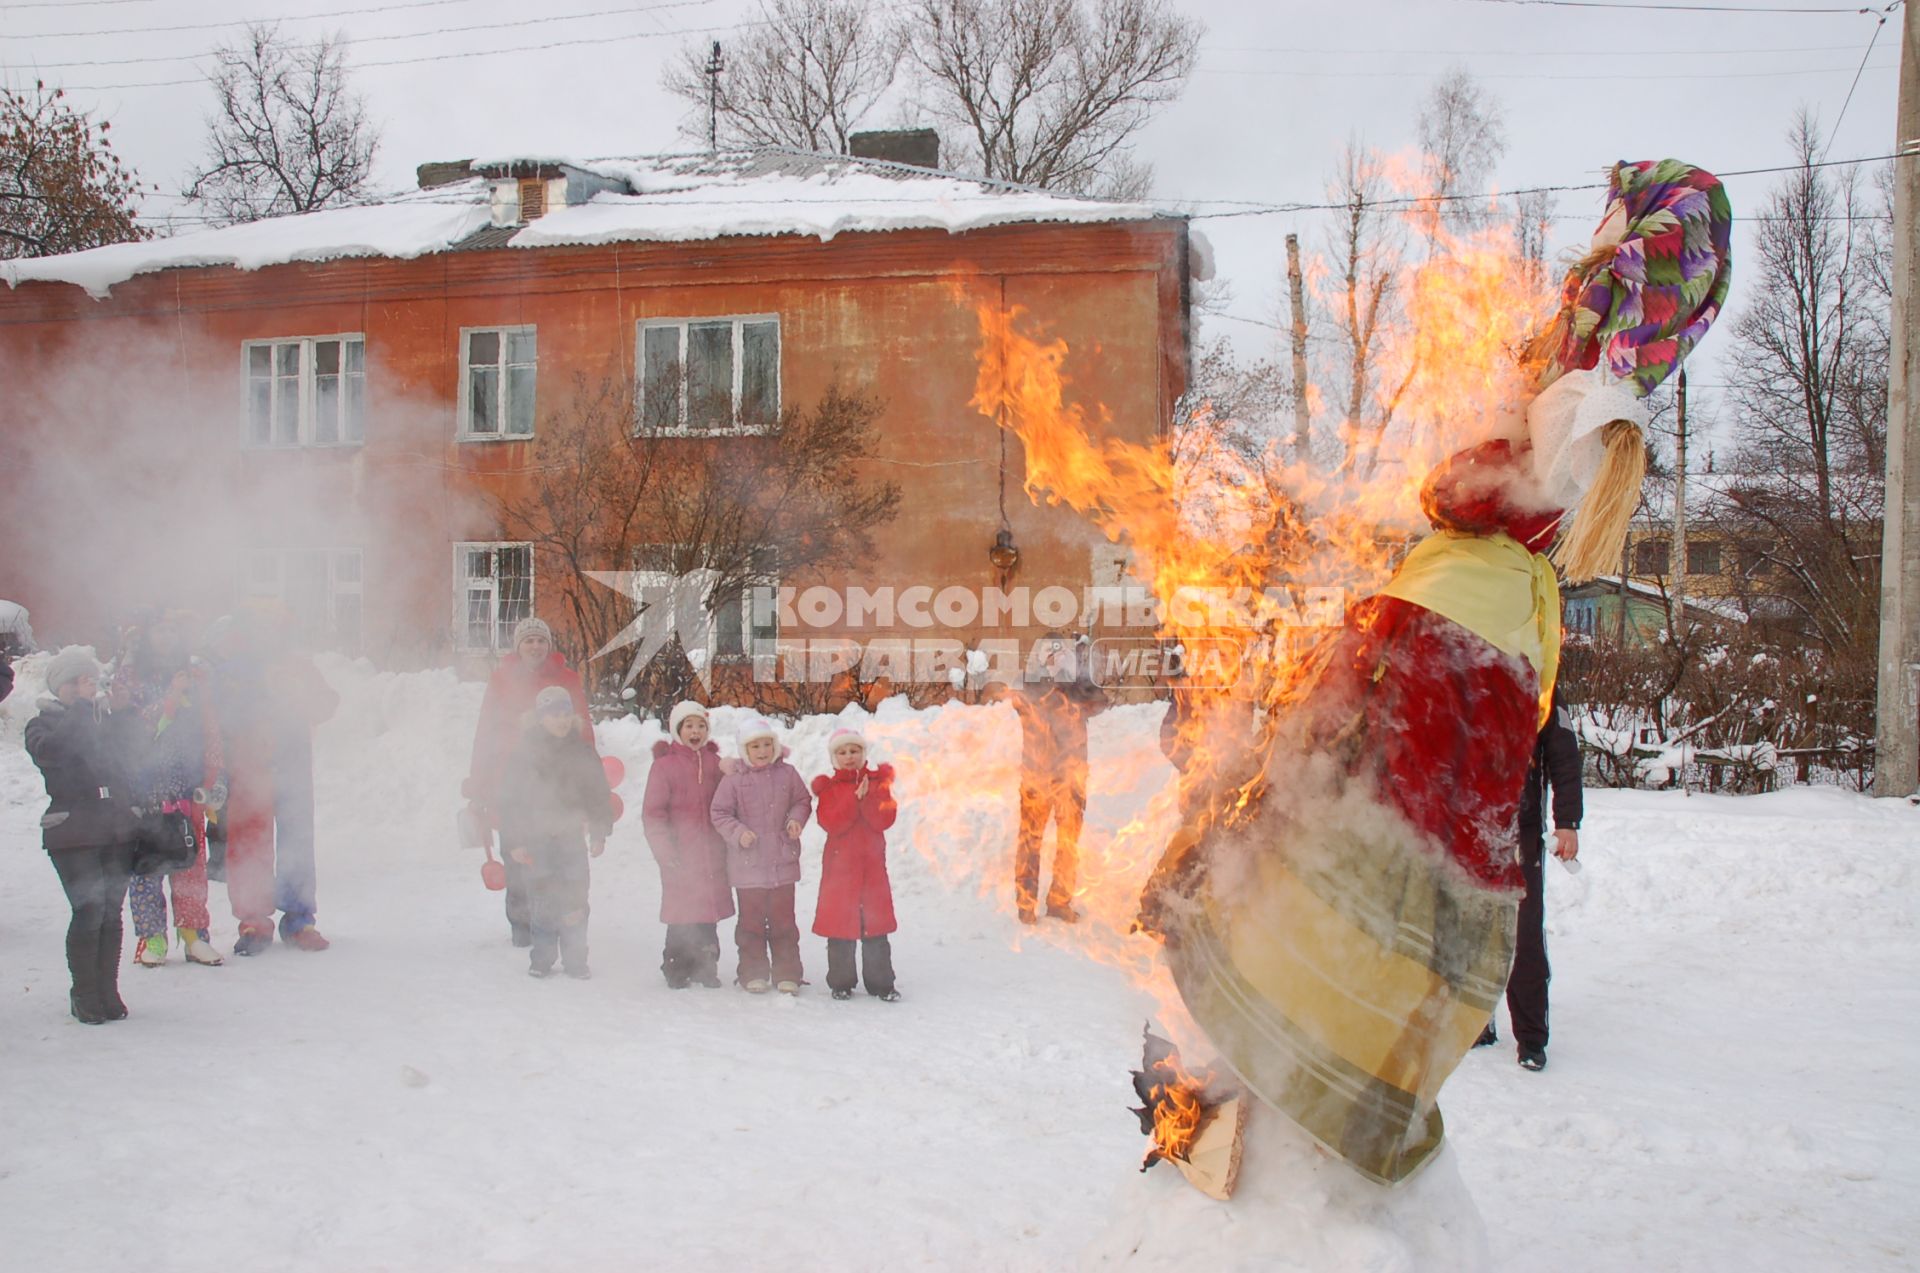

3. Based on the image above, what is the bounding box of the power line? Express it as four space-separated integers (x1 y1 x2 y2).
1201 61 1895 81
0 0 152 8
0 0 479 41
1461 0 1883 13
50 19 764 92
1827 9 1892 145
1201 41 1869 56
8 0 714 72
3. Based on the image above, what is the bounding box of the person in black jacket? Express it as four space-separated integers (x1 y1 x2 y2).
497 685 612 979
24 647 146 1024
1478 690 1583 1071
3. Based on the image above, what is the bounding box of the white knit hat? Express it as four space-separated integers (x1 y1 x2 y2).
668 700 710 738
513 616 553 648
738 716 778 748
828 726 868 755
44 646 101 695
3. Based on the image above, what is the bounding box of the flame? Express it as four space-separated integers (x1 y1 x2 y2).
897 166 1559 1040
1144 1050 1212 1167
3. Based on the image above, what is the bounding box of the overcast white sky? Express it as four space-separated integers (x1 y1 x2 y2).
0 0 1906 451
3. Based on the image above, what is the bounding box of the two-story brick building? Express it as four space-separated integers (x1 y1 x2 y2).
0 138 1193 681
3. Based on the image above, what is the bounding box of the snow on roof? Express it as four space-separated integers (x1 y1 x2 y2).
2 148 1170 301
1575 574 1749 624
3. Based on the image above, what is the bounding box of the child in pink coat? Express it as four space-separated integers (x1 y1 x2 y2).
640 701 735 989
709 716 811 995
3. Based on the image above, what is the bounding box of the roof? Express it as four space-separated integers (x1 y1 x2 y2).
1565 575 1749 624
1 147 1172 301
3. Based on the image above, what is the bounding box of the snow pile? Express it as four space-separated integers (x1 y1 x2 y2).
0 188 495 300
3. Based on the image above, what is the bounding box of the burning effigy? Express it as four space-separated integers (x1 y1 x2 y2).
976 159 1732 1191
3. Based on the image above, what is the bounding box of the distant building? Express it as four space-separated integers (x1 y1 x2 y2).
0 140 1195 678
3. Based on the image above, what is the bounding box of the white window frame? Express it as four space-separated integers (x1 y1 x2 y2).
457 325 538 441
242 334 367 449
454 542 535 654
240 548 364 652
635 314 781 437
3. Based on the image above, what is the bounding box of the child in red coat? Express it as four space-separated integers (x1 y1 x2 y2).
811 726 900 1001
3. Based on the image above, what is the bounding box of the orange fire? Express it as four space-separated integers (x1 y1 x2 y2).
898 175 1558 1021
1143 1050 1212 1167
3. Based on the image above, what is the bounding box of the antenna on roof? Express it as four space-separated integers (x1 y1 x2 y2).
705 41 724 154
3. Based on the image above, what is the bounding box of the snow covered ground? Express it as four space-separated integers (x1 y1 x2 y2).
1 655 1914 1272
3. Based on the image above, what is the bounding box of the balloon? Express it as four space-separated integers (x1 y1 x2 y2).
608 791 625 822
481 859 507 892
602 755 626 788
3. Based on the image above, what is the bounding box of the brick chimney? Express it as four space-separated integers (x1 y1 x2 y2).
848 129 940 171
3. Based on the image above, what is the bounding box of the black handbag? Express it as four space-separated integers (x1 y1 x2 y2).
130 808 198 876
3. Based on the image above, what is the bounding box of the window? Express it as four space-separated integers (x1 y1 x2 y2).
1687 541 1721 576
456 543 533 652
1740 546 1774 578
243 549 363 652
1634 538 1670 576
630 545 779 661
460 327 538 439
245 336 366 447
637 316 780 434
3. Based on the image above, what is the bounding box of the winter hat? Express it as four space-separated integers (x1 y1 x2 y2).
668 700 710 739
44 646 101 695
534 684 574 717
513 616 553 649
738 716 779 748
828 726 868 756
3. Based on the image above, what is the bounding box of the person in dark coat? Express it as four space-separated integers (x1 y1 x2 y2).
998 633 1108 924
640 700 735 989
497 685 613 979
24 647 145 1024
811 727 900 1001
464 616 594 947
1477 690 1583 1071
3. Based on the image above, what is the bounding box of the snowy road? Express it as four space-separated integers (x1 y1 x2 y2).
2 658 1914 1271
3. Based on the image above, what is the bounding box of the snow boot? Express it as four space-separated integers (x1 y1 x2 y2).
70 992 108 1025
776 980 800 996
528 964 554 979
104 992 129 1021
874 989 901 1003
1518 1046 1547 1072
565 965 591 981
1474 1022 1498 1048
743 979 771 994
232 923 274 957
1045 903 1080 923
510 922 532 949
282 925 331 953
180 927 225 966
831 988 854 1001
134 934 168 967
697 972 723 989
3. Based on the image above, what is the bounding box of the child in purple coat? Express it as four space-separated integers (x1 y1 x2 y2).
709 716 811 995
640 701 734 990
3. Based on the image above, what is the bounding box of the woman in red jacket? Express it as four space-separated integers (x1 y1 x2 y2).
811 727 900 1002
640 701 735 989
464 617 593 946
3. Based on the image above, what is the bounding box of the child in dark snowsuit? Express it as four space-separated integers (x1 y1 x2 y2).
498 685 612 979
709 716 811 995
25 648 144 1024
811 726 900 1001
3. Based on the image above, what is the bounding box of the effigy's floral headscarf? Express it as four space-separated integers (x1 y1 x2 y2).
1526 159 1734 581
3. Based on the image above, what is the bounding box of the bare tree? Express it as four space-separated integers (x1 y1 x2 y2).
1512 187 1557 295
1714 112 1888 668
903 0 1200 194
184 24 380 225
665 0 902 152
1318 140 1406 478
1 82 148 258
497 373 901 706
1413 67 1507 237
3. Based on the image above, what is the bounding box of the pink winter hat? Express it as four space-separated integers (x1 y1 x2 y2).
828 726 868 754
738 716 779 748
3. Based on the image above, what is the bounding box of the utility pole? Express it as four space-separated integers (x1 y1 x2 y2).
1672 367 1689 631
1874 3 1920 798
705 41 725 154
1285 233 1312 457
